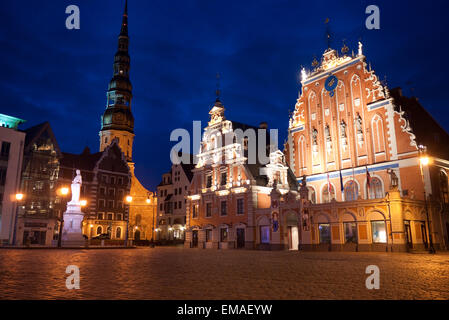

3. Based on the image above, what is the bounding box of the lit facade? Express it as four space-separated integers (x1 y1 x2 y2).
185 98 299 250
156 157 194 241
284 43 449 251
0 114 26 245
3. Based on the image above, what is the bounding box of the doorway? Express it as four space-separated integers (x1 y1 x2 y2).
404 221 412 249
421 223 428 249
192 230 198 248
288 226 299 250
236 228 245 248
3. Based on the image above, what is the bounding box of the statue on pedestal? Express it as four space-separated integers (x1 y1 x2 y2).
62 169 85 246
387 169 399 190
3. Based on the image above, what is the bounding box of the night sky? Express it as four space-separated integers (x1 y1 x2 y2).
2 0 449 190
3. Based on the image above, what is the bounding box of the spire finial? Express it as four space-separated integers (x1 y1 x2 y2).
215 72 221 102
120 0 129 36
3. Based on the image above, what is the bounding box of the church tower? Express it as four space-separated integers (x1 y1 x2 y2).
99 0 134 162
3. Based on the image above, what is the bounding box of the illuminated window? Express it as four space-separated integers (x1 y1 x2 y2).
344 222 357 243
308 187 316 204
318 224 331 243
322 184 335 203
192 204 198 218
220 228 228 242
116 227 122 239
371 221 387 243
344 180 358 201
368 177 383 199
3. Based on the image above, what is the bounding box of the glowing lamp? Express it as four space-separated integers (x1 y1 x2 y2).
80 200 87 206
125 195 133 203
60 187 69 196
420 156 429 166
15 193 24 201
146 198 151 204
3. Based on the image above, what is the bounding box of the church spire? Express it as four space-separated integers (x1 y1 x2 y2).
100 0 135 161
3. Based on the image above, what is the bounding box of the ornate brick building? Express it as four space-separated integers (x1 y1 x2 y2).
185 97 299 250
284 42 449 251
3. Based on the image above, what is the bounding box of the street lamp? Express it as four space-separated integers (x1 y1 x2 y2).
12 193 25 245
57 186 70 247
124 195 132 246
418 145 435 254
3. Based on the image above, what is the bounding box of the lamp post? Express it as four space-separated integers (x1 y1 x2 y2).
12 193 24 246
125 195 132 247
418 145 435 254
57 187 69 248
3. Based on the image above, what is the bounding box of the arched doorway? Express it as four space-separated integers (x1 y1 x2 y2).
286 212 299 250
134 229 141 241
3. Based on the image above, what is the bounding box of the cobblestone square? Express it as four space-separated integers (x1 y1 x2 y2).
0 248 448 300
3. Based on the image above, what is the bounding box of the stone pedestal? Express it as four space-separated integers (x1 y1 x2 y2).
62 202 85 247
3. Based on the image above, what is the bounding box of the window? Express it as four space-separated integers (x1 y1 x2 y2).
0 167 7 186
174 202 177 209
174 188 177 195
440 171 449 204
1 142 11 159
99 187 106 195
322 184 335 203
344 180 358 201
206 203 212 217
206 229 212 242
99 199 105 208
117 201 123 209
116 213 123 220
221 172 227 185
108 188 115 197
192 204 198 218
260 226 270 244
102 175 108 183
368 177 383 199
220 201 227 216
371 221 387 243
108 200 114 208
118 177 123 185
160 203 163 211
344 222 357 243
237 198 244 215
318 224 331 243
206 175 212 188
116 227 122 239
308 187 316 204
107 213 114 220
110 177 115 185
178 201 182 209
98 213 104 220
96 226 103 235
220 228 228 242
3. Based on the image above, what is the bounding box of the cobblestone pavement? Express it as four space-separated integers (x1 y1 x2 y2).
0 247 448 300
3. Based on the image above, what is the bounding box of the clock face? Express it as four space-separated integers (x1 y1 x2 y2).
325 75 338 92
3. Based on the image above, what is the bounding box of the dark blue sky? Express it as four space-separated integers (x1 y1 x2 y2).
1 0 449 190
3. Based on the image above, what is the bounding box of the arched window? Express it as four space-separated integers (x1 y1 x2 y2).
344 180 358 201
308 187 316 204
298 136 306 173
107 226 112 237
116 227 122 239
96 226 102 235
368 177 383 199
440 171 449 204
322 184 335 203
371 115 385 153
